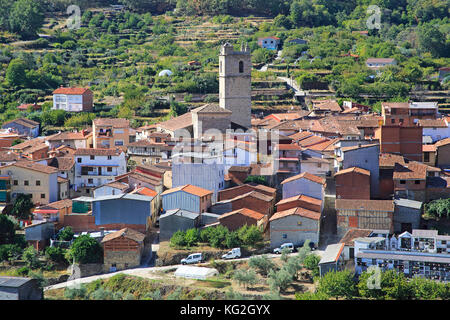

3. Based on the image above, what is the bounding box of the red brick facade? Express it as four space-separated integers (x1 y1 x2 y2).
335 171 371 200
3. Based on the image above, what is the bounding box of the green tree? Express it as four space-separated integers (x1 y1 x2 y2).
58 227 74 241
10 194 34 220
380 270 412 300
317 270 357 300
6 59 28 88
417 24 447 58
244 176 268 186
68 235 103 264
184 228 199 247
267 268 293 293
233 268 258 289
9 0 44 39
22 245 40 269
248 255 276 276
0 215 16 245
170 230 186 247
44 246 68 265
303 254 320 277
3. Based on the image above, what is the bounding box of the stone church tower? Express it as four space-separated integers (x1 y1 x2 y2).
219 43 252 128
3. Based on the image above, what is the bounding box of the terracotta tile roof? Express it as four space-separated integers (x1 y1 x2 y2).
10 138 45 151
2 118 39 128
288 131 313 141
157 112 193 131
228 166 251 173
231 190 273 202
47 131 90 141
53 87 92 95
335 199 394 212
341 143 378 153
265 112 310 122
130 187 157 197
269 207 321 221
393 161 439 180
128 139 173 149
276 143 302 151
276 194 322 207
379 153 406 168
297 135 329 147
74 148 123 156
281 172 326 185
312 100 342 112
340 228 373 246
17 103 41 111
96 181 129 191
57 176 68 183
3 160 58 174
219 208 265 221
367 58 396 64
248 183 277 194
161 184 213 197
334 167 371 176
418 119 448 128
191 104 232 114
423 144 436 152
0 151 20 162
307 138 339 151
93 118 129 128
48 157 75 171
381 102 409 109
435 138 450 147
101 228 145 243
38 199 72 210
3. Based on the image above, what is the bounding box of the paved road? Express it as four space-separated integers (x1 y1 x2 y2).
44 249 325 291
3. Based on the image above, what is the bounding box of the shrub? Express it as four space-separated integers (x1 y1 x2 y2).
267 268 293 293
184 228 199 247
45 246 68 265
58 227 74 241
170 230 186 247
233 268 258 289
303 254 320 277
248 255 276 276
67 235 103 264
317 270 357 300
0 244 23 262
22 246 40 269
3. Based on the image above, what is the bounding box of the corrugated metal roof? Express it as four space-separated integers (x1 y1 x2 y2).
0 277 32 288
319 243 345 264
357 251 450 264
160 209 199 220
394 198 423 210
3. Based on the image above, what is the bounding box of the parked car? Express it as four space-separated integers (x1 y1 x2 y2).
273 242 294 254
221 248 241 260
181 253 202 265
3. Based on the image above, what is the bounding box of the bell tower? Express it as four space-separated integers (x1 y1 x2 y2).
219 43 251 128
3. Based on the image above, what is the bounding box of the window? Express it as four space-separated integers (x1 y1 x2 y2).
282 234 287 239
239 61 244 73
90 155 95 160
114 140 124 146
415 180 421 184
41 194 45 199
77 158 82 163
13 180 18 186
400 180 406 184
391 119 395 124
424 152 430 162
88 179 93 184
36 180 40 186
107 167 112 172
107 155 112 160
24 180 29 186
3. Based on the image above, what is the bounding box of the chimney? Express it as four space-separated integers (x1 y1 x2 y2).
100 227 105 237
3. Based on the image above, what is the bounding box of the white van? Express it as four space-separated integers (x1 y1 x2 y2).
181 253 202 265
221 248 241 260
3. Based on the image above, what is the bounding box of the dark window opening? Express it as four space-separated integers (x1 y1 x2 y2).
239 61 244 73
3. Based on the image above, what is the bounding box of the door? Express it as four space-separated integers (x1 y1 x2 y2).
401 223 412 233
349 247 354 259
98 167 102 176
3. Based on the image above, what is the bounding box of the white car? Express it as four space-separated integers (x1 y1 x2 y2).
221 248 241 260
273 243 294 254
181 253 202 265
